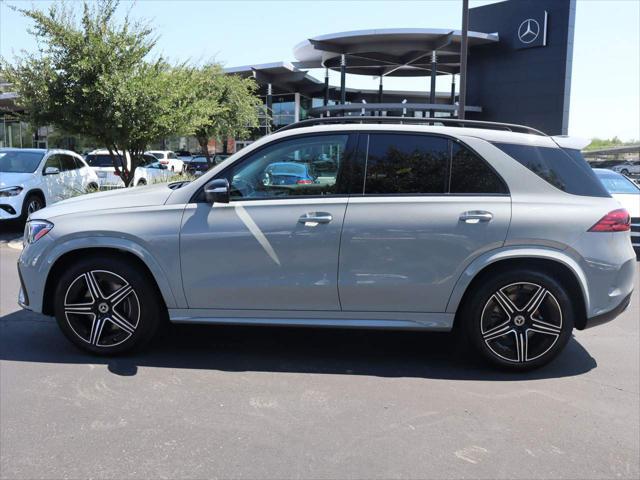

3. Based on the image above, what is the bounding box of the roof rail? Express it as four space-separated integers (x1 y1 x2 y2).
276 116 547 136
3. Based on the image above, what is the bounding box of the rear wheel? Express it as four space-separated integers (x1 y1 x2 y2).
53 256 163 355
621 169 630 176
137 179 147 186
460 268 574 370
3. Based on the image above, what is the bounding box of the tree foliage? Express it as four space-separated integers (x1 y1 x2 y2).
2 0 260 186
190 64 262 163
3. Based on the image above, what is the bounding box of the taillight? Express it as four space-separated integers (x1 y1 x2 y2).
296 179 313 184
160 160 169 165
588 209 631 232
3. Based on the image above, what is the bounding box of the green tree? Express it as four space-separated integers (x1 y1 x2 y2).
191 64 262 164
2 0 198 186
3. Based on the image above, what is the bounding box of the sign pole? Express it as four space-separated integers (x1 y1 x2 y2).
458 0 469 119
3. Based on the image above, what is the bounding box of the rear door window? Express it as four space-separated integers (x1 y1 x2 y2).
494 143 610 197
364 134 449 194
60 155 77 171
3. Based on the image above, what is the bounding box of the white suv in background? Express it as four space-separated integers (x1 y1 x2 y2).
145 150 184 172
84 149 128 189
0 148 98 221
133 154 171 186
612 160 640 177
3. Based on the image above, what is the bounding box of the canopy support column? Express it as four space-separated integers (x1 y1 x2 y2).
429 51 437 118
459 0 470 119
450 74 456 118
323 67 329 107
340 54 347 106
378 75 384 116
266 82 273 133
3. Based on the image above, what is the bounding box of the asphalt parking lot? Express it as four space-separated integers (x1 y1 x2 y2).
1 224 638 480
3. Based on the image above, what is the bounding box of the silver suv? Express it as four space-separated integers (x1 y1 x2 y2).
17 118 636 370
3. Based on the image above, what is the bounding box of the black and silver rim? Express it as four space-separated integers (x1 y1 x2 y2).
480 282 563 363
63 270 140 347
27 198 42 214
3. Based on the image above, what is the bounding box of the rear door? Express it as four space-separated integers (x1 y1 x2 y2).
40 154 64 203
338 132 511 313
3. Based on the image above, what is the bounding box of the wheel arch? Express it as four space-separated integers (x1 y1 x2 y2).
447 249 589 330
41 242 178 316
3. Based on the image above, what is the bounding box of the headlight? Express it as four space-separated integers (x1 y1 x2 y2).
0 186 23 197
24 220 54 245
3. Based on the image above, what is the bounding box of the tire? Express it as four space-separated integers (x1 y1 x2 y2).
621 169 629 176
137 179 146 186
460 268 574 371
20 192 45 222
53 255 163 355
86 183 99 193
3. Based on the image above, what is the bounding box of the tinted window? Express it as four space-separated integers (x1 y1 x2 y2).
60 155 77 171
168 152 177 159
43 155 62 171
73 156 85 169
450 143 508 194
494 143 610 197
364 134 448 194
220 134 349 200
0 151 44 173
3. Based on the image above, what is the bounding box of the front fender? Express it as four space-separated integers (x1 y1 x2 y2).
445 246 590 315
22 235 184 313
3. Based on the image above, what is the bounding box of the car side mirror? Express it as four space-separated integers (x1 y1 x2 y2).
44 166 60 175
204 178 230 204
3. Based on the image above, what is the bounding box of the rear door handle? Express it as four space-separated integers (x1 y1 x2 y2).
299 212 333 225
459 210 493 223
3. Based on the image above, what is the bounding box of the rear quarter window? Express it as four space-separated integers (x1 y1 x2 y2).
493 143 610 198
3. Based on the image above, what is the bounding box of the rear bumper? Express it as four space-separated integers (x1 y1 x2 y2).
583 292 632 329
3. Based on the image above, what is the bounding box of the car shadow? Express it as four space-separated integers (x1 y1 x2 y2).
0 309 597 380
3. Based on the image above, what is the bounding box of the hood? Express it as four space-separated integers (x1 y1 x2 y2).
611 193 640 217
0 172 34 188
31 183 174 220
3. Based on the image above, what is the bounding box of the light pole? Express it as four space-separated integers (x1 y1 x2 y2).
458 0 469 119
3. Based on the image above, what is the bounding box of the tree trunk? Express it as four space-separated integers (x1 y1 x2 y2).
197 135 212 167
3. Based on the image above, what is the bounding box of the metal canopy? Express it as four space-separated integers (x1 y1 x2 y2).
293 28 499 77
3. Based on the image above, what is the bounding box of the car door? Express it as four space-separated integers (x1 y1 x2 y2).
338 132 511 313
180 133 357 311
40 154 64 204
58 154 82 198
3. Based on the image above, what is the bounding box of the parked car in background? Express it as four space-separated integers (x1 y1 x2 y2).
213 154 230 164
0 148 98 222
145 150 184 172
133 154 170 186
594 168 640 256
611 160 640 176
18 118 636 371
261 162 317 186
185 155 213 176
85 149 127 189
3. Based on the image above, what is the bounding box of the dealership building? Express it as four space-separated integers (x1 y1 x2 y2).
1 0 576 152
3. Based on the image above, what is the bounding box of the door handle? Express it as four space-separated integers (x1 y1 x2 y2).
298 212 333 225
459 210 493 223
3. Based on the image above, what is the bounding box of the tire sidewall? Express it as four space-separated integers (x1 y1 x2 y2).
53 256 162 355
463 269 574 371
21 193 44 221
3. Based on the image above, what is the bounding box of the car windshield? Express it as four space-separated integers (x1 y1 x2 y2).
148 152 164 159
85 154 122 167
596 171 640 194
192 157 208 163
0 150 44 173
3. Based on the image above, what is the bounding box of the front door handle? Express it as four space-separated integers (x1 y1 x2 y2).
298 212 333 225
459 210 493 223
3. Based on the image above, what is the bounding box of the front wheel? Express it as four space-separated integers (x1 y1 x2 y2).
20 193 45 222
621 169 630 176
53 256 163 355
460 269 574 371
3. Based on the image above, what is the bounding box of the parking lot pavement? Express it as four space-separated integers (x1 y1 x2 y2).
0 235 638 480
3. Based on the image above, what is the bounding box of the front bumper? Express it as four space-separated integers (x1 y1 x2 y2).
0 193 24 220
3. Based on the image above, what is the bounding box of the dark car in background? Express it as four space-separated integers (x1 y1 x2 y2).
185 156 213 176
262 162 317 186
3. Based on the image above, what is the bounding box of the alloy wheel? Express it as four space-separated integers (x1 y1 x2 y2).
27 198 43 214
480 282 563 363
63 270 140 347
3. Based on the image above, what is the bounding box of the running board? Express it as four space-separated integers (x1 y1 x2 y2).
168 309 454 331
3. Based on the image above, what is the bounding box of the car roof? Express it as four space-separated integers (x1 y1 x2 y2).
0 147 48 153
265 123 562 149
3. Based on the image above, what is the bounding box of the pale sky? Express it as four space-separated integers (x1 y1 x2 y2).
1 0 639 140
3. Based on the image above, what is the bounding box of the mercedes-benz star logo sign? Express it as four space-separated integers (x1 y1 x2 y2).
518 18 540 44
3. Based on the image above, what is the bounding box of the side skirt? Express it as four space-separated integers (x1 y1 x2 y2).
168 309 454 331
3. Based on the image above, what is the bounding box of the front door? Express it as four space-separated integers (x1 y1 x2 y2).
338 132 511 313
180 133 357 311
